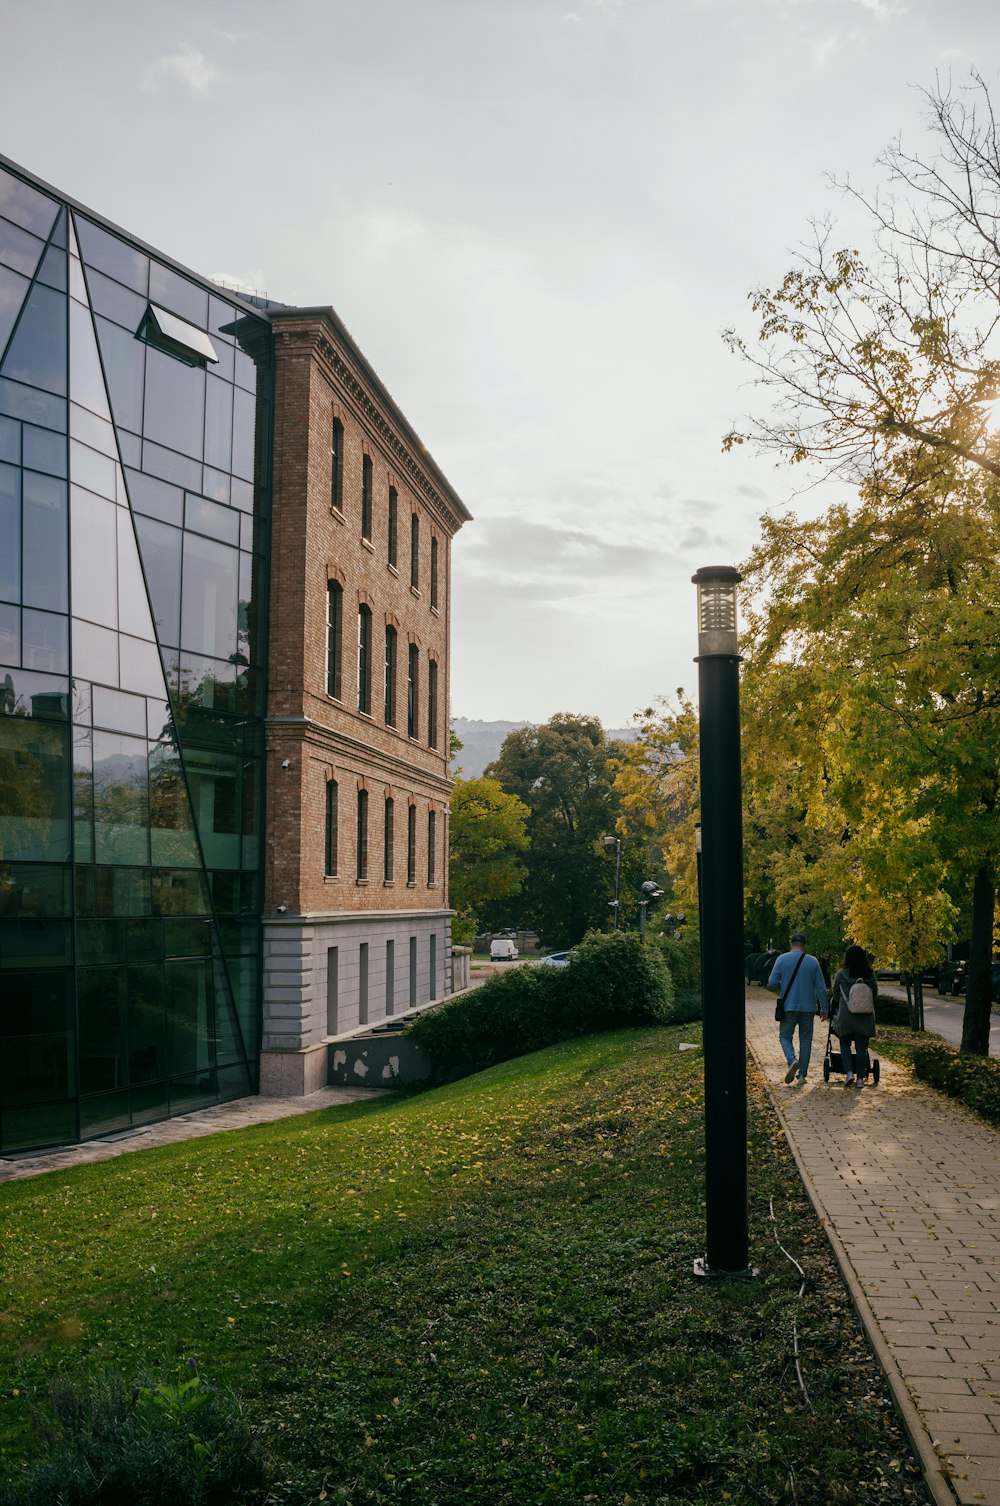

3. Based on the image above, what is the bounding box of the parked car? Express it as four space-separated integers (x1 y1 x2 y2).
538 950 571 967
874 961 902 981
490 938 519 962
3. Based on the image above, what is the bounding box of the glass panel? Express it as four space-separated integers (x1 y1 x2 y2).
87 268 146 331
0 377 65 431
164 917 213 958
22 472 68 612
187 747 240 869
147 696 171 740
2 668 70 719
35 242 67 295
75 216 149 296
0 602 19 663
201 466 230 504
73 724 94 862
23 423 66 477
151 867 210 916
167 959 215 1076
70 441 116 500
0 263 31 358
141 439 201 491
207 298 237 383
77 918 122 964
149 740 201 868
0 863 72 918
180 531 238 659
125 918 164 961
94 865 150 917
230 477 253 513
185 492 239 546
125 469 182 525
175 652 238 715
149 263 208 326
2 1100 76 1151
92 730 149 865
1 283 66 396
0 461 19 601
233 346 257 393
127 963 166 1085
70 403 117 460
231 385 256 481
80 1090 132 1137
0 171 59 239
0 714 71 861
23 609 68 674
71 488 118 628
0 917 71 969
93 686 147 736
71 617 118 686
69 298 112 419
117 430 141 468
0 218 45 279
204 374 233 472
0 414 18 464
143 346 205 459
120 634 166 696
117 510 156 641
94 316 145 434
78 969 127 1093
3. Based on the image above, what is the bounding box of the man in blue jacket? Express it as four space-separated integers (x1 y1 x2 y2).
767 933 828 1086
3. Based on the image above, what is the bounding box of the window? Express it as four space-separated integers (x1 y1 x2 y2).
427 658 438 749
331 415 344 512
356 788 369 880
430 933 438 1000
427 809 436 884
410 512 419 589
326 580 342 699
358 603 373 715
407 643 419 738
361 453 373 541
359 941 369 1025
409 935 417 1007
386 939 395 1016
407 803 417 884
384 625 397 726
324 779 338 876
384 795 394 881
326 947 339 1034
430 536 439 609
388 486 398 568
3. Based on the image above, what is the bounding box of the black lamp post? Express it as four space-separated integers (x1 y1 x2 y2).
692 565 753 1279
603 834 622 929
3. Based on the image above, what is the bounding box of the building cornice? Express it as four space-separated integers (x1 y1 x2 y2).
265 714 453 796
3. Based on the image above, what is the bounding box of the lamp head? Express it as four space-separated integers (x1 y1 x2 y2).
692 565 742 658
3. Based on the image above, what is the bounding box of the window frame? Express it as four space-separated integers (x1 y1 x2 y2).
407 642 419 738
331 415 344 513
326 580 343 700
361 453 373 541
410 512 419 590
427 657 438 749
384 623 397 726
356 787 369 880
407 803 417 885
430 535 439 609
324 777 339 876
383 794 394 882
358 602 373 715
427 808 436 885
388 485 398 568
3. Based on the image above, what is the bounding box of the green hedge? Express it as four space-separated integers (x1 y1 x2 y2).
912 1041 1000 1127
875 994 912 1028
407 930 673 1080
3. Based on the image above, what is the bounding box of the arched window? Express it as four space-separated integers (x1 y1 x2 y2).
430 536 439 609
330 416 344 513
324 778 338 876
427 658 438 749
358 603 373 715
410 512 419 590
326 580 343 699
407 642 419 738
384 795 394 881
388 486 398 567
427 809 436 885
361 453 373 541
385 624 397 726
356 788 369 880
407 803 417 884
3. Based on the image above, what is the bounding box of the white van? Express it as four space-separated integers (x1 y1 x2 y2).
490 937 519 962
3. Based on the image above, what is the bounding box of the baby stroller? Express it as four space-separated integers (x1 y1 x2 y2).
822 1015 880 1085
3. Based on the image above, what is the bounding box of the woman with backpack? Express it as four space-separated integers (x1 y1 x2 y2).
832 944 878 1087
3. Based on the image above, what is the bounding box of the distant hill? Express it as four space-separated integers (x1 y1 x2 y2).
451 717 637 778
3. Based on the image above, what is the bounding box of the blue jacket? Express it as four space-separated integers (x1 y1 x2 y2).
768 949 827 1013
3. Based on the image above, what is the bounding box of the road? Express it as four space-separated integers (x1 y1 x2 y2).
878 982 1000 1055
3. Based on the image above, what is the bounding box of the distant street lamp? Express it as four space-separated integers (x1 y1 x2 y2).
692 565 753 1280
638 880 662 942
603 833 622 929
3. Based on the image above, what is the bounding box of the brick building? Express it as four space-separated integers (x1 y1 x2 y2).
261 308 470 1093
0 156 469 1152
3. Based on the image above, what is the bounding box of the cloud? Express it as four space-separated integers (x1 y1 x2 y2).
213 29 259 43
142 43 221 95
811 32 839 68
210 269 269 297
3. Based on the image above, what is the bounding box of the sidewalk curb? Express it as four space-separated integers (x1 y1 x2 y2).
751 1048 958 1506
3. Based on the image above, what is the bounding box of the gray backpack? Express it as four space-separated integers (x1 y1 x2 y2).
846 978 875 1015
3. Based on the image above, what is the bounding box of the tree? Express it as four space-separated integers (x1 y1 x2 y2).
448 777 529 941
486 714 627 946
727 73 1000 1053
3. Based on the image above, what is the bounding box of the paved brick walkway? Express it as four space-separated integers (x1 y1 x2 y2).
0 1085 382 1185
746 989 1000 1506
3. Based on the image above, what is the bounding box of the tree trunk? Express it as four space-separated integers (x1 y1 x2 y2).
961 865 994 1055
913 977 924 1033
904 974 915 1030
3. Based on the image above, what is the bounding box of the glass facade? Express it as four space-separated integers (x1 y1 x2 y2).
0 165 271 1151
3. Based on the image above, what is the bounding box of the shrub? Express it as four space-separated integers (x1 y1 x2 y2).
912 1041 1000 1127
875 994 912 1028
407 931 673 1080
0 1369 268 1506
656 931 702 992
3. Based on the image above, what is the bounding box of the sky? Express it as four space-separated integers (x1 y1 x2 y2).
1 0 997 727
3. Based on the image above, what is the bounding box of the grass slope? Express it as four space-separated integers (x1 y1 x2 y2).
0 1027 928 1505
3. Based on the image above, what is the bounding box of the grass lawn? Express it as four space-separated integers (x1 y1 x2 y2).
0 1025 929 1505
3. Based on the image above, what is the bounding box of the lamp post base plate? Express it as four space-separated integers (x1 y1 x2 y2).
693 1257 759 1281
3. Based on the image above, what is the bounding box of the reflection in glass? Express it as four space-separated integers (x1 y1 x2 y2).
22 472 67 611
117 509 156 641
22 609 68 674
0 220 45 280
0 170 59 240
92 730 149 866
71 488 117 628
0 461 19 601
73 724 94 863
23 424 66 476
75 216 149 296
231 386 256 482
204 375 233 473
0 713 71 862
127 963 165 1084
1 284 66 397
78 969 126 1093
92 686 146 736
0 376 65 431
94 317 145 434
151 867 211 916
119 635 166 697
143 347 205 460
167 959 214 1076
0 415 18 464
70 403 117 460
0 969 73 1109
185 492 239 546
71 617 118 686
141 438 201 492
149 740 201 868
0 862 72 917
0 263 31 356
125 469 182 525
0 603 17 663
181 531 238 660
69 299 112 419
87 269 146 332
149 263 208 326
35 242 67 295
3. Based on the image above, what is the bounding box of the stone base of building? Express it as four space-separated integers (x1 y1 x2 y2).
259 1043 330 1097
